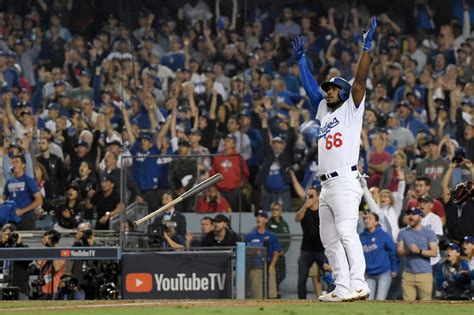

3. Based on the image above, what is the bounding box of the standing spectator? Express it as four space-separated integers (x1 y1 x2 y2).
367 131 392 187
245 210 282 299
266 201 290 297
416 139 449 199
3 154 42 230
407 176 446 224
36 136 65 198
361 172 405 241
211 134 249 212
256 111 296 212
360 212 399 300
85 175 123 230
201 214 240 247
127 130 161 214
217 115 252 161
195 185 231 213
61 127 99 183
386 113 416 152
418 195 444 270
188 128 211 179
397 208 438 301
275 7 301 39
380 150 411 192
99 150 143 205
407 36 427 72
168 139 198 212
295 187 332 299
435 243 471 300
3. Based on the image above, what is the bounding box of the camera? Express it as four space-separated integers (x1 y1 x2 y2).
5 232 19 247
452 147 466 165
80 229 94 247
60 275 79 292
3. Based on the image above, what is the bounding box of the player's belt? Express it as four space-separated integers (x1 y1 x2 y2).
320 165 357 182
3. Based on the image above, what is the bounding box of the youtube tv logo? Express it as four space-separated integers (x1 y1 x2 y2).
126 273 153 293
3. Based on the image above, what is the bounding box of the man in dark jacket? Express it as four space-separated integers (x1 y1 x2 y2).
201 214 240 247
37 137 65 197
256 111 296 212
154 190 187 238
61 127 100 182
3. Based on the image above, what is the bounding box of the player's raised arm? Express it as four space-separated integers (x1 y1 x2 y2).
291 36 324 110
352 17 377 107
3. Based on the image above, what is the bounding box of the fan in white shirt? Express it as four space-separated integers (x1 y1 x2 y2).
419 195 443 266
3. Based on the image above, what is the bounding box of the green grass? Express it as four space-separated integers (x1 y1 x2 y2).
0 300 472 315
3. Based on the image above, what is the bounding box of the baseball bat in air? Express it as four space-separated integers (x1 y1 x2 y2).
133 173 223 227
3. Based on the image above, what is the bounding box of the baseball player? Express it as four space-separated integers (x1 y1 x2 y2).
292 17 377 302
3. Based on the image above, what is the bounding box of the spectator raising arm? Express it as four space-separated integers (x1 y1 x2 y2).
441 163 456 204
122 107 136 146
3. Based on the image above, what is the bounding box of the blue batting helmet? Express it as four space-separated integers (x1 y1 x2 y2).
321 77 352 103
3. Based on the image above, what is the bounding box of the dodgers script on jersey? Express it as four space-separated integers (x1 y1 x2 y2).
316 92 365 175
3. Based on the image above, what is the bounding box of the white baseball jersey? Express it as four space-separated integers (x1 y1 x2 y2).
316 93 365 174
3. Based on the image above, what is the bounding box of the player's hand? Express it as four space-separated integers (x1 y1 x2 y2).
291 35 306 61
362 17 377 52
358 174 368 189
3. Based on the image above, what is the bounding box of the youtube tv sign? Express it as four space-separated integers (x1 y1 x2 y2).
122 251 233 299
126 273 153 293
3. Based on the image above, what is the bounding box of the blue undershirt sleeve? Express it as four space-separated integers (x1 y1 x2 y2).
298 57 323 113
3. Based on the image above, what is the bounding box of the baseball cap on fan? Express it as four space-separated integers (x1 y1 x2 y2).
255 210 268 219
406 207 424 217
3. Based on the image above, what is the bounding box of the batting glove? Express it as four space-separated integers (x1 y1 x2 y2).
291 35 307 61
362 17 377 52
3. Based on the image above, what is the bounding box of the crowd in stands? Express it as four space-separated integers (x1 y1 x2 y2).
0 0 473 300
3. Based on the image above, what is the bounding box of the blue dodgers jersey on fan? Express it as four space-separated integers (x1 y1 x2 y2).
3 175 40 210
245 229 282 263
130 142 160 190
264 161 287 192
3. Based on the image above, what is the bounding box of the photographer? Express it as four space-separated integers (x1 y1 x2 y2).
71 227 100 300
36 230 66 299
162 220 185 250
53 273 85 300
0 223 30 299
195 185 231 213
147 219 185 250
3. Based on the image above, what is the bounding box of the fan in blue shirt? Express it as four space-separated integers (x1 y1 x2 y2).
3 154 42 230
245 210 282 267
360 212 399 300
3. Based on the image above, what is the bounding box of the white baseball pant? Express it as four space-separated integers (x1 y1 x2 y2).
319 173 368 296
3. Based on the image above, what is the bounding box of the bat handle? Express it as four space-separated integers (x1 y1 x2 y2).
133 197 182 227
